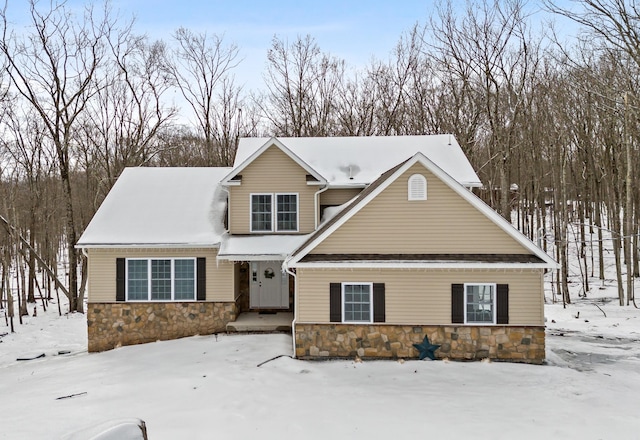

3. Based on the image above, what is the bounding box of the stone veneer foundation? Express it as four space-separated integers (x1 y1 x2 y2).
88 302 237 352
295 324 545 364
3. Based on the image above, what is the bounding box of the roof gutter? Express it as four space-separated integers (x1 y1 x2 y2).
291 261 559 270
75 243 222 250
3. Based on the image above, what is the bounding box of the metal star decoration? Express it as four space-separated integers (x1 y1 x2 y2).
413 336 441 360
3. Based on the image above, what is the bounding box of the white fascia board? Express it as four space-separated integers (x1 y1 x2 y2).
325 183 368 189
221 137 327 185
291 261 555 270
217 254 288 262
76 243 221 249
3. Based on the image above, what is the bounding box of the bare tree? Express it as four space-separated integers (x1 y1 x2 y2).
261 35 344 137
0 0 117 312
170 27 240 165
2 106 55 305
78 33 177 198
548 0 640 306
430 0 538 221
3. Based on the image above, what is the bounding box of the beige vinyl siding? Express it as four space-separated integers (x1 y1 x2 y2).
87 248 234 303
229 145 317 234
319 188 363 224
297 268 544 326
320 188 362 206
312 163 529 254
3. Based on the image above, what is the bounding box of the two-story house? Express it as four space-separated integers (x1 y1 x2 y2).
77 135 556 363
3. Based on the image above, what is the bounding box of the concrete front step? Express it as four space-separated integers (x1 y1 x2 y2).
226 312 293 333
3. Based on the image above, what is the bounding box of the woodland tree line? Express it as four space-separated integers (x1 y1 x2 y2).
0 0 639 328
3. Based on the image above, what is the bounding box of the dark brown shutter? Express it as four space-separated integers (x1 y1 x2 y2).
451 284 464 324
330 283 341 322
373 283 385 322
116 258 125 301
496 284 509 324
197 258 206 301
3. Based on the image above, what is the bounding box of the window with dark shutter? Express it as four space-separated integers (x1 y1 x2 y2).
329 283 341 322
116 258 125 301
496 284 509 324
373 283 385 322
451 284 464 324
197 258 206 301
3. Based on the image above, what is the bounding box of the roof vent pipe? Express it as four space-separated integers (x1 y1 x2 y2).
349 166 354 180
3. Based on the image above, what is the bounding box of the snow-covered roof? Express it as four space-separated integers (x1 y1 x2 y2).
285 152 558 270
234 135 482 187
77 167 231 247
217 234 311 261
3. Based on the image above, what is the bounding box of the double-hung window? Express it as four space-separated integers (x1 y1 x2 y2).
465 283 496 324
251 194 272 231
251 193 298 232
126 258 196 301
342 282 373 323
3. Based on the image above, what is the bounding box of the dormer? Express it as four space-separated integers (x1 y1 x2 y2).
222 138 327 235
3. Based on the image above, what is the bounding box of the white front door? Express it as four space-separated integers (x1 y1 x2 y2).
249 261 289 309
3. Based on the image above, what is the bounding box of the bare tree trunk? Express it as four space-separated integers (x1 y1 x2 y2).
578 201 589 294
18 253 27 317
27 210 36 303
6 267 14 333
15 253 23 323
624 92 634 305
61 171 79 312
594 195 606 284
609 194 625 305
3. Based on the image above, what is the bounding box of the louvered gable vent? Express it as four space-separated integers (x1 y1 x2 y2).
408 174 427 200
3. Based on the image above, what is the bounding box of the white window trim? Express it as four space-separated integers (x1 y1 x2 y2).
250 192 299 233
275 193 299 232
250 193 273 232
341 282 373 323
463 283 496 324
408 174 427 201
125 258 197 302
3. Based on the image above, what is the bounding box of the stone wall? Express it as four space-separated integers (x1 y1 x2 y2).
88 302 237 352
295 324 545 364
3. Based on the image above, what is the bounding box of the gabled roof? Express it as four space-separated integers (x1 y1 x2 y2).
234 135 482 188
285 152 558 269
77 167 231 248
221 137 326 185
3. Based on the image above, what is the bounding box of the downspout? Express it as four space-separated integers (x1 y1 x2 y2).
221 185 231 233
284 262 298 358
314 184 330 229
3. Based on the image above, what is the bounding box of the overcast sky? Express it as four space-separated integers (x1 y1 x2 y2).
5 0 576 91
113 0 437 89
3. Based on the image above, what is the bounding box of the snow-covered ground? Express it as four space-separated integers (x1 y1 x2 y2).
2 224 640 439
1 287 639 440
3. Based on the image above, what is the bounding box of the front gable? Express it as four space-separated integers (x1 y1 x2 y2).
310 162 528 255
287 153 557 268
226 143 319 234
